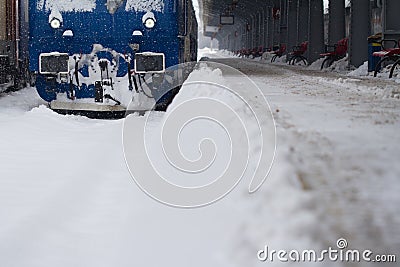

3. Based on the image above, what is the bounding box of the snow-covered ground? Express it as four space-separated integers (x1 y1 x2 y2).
0 50 399 267
220 47 400 84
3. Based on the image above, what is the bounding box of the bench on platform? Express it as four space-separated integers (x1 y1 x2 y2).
373 39 400 78
251 46 265 58
320 38 348 70
288 41 308 65
271 44 287 62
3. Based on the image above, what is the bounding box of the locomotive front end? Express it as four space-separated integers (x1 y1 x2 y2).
30 0 183 118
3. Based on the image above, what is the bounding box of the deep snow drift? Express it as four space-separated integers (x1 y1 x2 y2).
0 50 399 267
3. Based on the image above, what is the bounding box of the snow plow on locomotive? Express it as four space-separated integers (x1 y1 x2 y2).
28 0 198 118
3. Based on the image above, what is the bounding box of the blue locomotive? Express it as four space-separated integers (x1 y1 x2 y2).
26 0 197 117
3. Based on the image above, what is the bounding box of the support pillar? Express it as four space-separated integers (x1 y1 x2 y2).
328 0 345 44
264 6 270 48
287 0 298 60
249 16 254 48
384 0 400 41
255 13 260 47
349 0 370 67
258 11 263 47
307 0 324 63
280 0 288 46
298 0 309 44
273 0 281 46
260 11 265 47
0 0 6 41
252 15 257 47
267 5 274 48
242 24 247 49
247 20 251 48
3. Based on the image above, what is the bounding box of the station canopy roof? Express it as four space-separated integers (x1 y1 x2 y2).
199 0 274 39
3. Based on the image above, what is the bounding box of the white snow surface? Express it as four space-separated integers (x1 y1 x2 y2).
348 61 400 84
48 8 63 23
125 0 164 12
106 0 125 14
37 0 96 12
141 11 156 23
348 61 369 77
1 50 400 267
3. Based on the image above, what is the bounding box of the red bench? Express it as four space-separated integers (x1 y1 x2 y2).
288 41 308 65
320 38 348 69
271 44 286 62
373 39 400 78
249 46 263 58
238 48 251 58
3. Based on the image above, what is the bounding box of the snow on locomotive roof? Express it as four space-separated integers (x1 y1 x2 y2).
37 0 96 12
125 0 164 12
36 0 165 13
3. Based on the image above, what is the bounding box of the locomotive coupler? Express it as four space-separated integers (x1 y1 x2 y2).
95 81 103 103
95 78 120 105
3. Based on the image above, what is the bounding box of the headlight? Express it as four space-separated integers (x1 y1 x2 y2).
144 18 155 29
50 18 61 29
142 12 156 29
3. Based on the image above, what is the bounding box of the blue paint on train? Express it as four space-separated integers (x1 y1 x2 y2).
27 0 196 107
